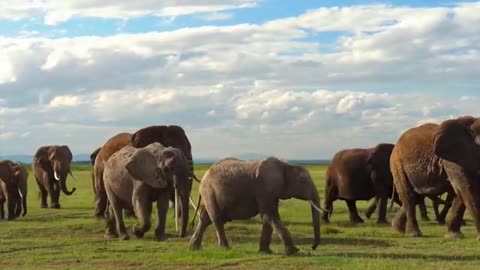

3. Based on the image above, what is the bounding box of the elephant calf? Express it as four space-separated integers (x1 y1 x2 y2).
189 157 323 255
103 143 190 240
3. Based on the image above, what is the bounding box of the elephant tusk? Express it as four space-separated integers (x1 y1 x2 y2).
54 171 60 181
18 188 23 200
69 171 79 181
175 189 179 233
309 200 328 214
189 196 197 211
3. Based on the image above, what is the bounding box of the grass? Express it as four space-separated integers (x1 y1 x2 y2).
1 164 480 270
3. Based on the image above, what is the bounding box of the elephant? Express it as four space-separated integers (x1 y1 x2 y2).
93 133 132 218
13 162 28 218
103 143 190 240
189 157 324 255
90 147 102 166
390 116 480 238
0 160 22 220
323 144 396 224
130 125 197 227
33 145 77 209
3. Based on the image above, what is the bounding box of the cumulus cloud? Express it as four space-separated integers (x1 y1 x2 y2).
1 2 480 158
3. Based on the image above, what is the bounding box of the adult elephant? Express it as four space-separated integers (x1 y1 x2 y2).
103 143 190 239
90 147 102 166
190 157 324 255
93 133 132 218
0 160 22 220
131 125 197 225
13 163 28 218
391 116 480 238
323 144 399 224
33 145 77 209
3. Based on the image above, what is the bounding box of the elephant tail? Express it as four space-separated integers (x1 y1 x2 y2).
189 193 202 229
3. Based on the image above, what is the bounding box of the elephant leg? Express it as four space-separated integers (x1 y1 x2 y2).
0 199 4 220
346 200 364 224
154 192 170 241
418 197 430 221
7 198 16 220
365 197 379 220
52 182 61 209
438 192 455 225
432 196 441 223
448 171 480 239
189 209 212 250
107 194 129 240
104 205 118 239
446 195 466 239
377 197 388 224
132 196 152 238
95 191 108 218
48 181 60 209
36 176 48 208
258 214 274 254
391 167 421 237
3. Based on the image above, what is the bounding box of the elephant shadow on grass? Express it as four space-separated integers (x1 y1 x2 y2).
321 251 480 262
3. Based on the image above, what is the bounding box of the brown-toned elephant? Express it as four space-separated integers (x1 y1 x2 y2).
323 144 399 224
0 160 22 220
391 116 480 238
13 163 28 218
93 133 132 218
90 147 101 166
189 157 324 255
103 143 190 240
33 145 77 209
131 125 197 227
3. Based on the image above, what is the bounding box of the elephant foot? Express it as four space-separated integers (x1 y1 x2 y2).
284 245 300 256
392 216 406 234
437 220 446 225
119 233 130 240
350 217 364 224
377 219 389 225
446 231 464 239
189 242 202 251
133 227 145 239
50 203 61 209
104 233 118 239
155 233 167 242
41 204 48 209
321 217 330 224
258 248 273 255
421 215 431 222
406 229 422 237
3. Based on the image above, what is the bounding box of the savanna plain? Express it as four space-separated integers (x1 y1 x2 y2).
1 164 479 270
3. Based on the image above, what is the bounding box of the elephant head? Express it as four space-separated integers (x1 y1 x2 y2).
0 160 23 220
131 125 194 186
256 158 322 250
433 116 480 172
367 143 395 188
126 143 191 237
90 147 102 166
46 145 77 195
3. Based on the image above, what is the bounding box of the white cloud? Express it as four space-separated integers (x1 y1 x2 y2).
1 2 480 158
0 0 258 24
200 12 234 21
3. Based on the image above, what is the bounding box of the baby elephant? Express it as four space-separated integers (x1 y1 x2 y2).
103 143 190 240
189 157 324 255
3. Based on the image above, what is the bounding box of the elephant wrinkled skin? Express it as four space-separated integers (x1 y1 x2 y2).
189 157 323 255
0 160 23 220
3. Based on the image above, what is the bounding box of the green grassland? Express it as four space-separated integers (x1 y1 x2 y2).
1 164 479 270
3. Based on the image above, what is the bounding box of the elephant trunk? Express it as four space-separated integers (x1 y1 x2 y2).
179 187 189 238
60 173 76 196
309 193 321 250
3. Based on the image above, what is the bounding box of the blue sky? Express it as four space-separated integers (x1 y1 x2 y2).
1 0 480 159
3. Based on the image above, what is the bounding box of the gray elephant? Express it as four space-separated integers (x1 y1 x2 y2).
189 157 324 255
103 143 190 240
390 116 480 238
33 145 77 209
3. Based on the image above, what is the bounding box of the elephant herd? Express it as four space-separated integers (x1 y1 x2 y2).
1 116 480 255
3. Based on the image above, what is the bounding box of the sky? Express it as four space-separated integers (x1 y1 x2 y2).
1 0 480 159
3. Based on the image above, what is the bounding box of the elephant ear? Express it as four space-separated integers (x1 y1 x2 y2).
255 157 287 198
126 149 167 189
61 145 73 161
433 119 479 171
47 146 57 161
